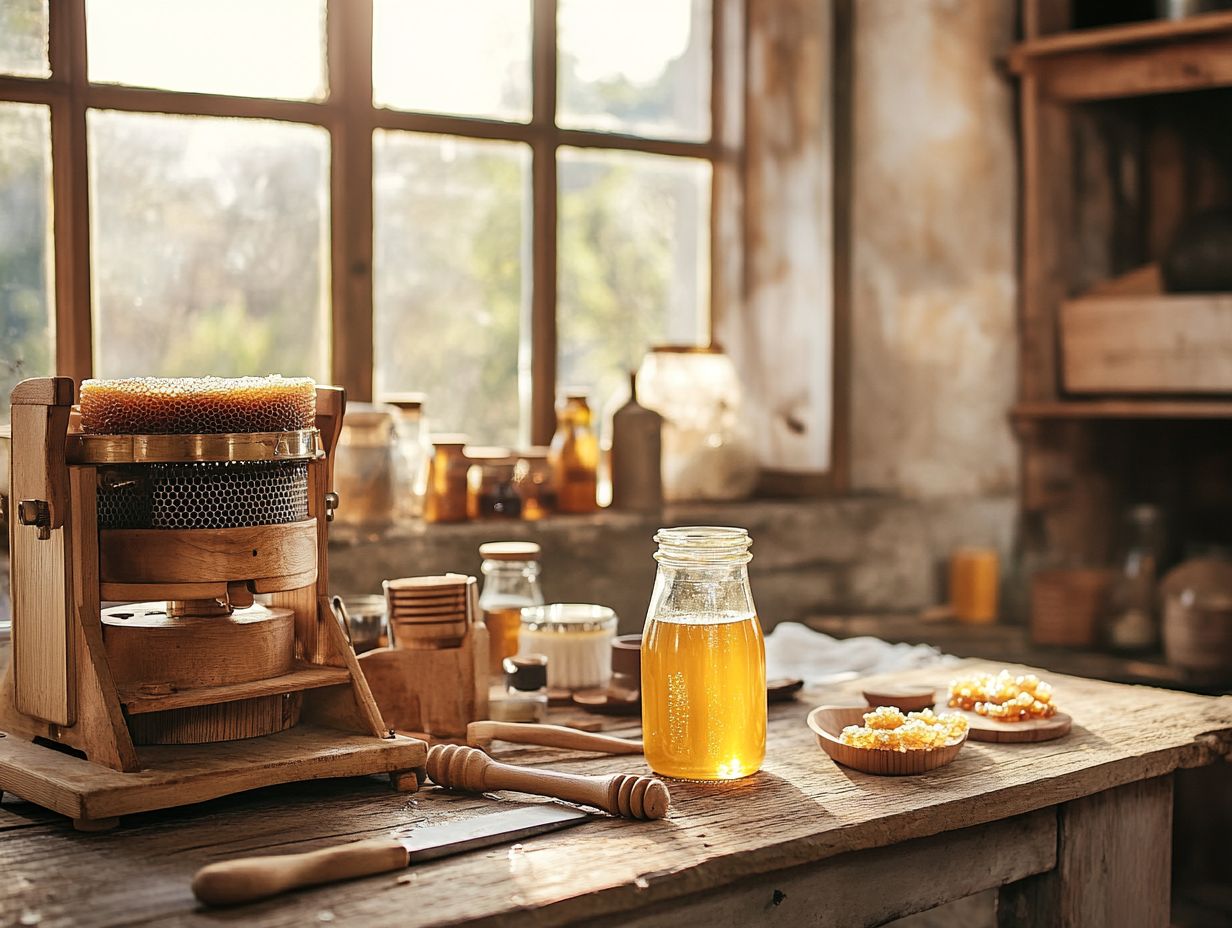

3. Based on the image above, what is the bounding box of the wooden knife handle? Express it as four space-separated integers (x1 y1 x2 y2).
191 838 408 906
467 721 644 754
427 744 669 821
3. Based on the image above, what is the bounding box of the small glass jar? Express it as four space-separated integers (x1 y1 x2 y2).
384 393 432 521
336 593 387 654
514 447 557 521
466 447 521 520
423 435 469 523
636 346 759 502
641 526 765 780
519 604 617 690
333 404 400 528
479 541 545 677
549 393 599 514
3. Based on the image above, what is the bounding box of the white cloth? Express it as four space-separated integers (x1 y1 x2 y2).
764 622 957 685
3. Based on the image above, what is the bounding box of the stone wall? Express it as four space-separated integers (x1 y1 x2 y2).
850 0 1018 498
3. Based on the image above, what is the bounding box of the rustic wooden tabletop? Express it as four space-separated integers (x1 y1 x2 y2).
3 659 1230 928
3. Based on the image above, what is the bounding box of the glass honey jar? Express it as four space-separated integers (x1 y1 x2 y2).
478 541 544 678
641 526 766 780
466 447 521 520
514 447 557 521
549 393 599 514
423 435 469 523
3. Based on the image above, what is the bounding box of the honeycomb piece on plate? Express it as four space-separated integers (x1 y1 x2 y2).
947 670 1057 721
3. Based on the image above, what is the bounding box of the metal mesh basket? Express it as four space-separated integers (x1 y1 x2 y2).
98 461 310 530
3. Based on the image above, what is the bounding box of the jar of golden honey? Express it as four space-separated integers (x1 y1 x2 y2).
641 526 766 780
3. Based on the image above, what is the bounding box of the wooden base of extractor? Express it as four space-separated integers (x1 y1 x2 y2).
0 724 427 831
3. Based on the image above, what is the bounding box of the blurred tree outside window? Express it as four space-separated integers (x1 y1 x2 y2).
0 0 716 446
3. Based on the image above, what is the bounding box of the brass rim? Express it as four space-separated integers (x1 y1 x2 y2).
66 429 321 464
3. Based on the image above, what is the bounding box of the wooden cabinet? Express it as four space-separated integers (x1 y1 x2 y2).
1011 3 1232 570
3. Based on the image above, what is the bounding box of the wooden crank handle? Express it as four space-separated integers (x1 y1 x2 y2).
427 744 669 821
191 838 408 906
467 721 644 754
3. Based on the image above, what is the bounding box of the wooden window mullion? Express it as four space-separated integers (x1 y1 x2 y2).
48 0 93 383
326 0 375 401
530 0 558 446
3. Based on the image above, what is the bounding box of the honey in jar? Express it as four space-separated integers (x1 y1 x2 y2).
641 526 766 780
478 541 544 678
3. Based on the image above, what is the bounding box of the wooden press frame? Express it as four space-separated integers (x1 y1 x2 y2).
0 377 425 829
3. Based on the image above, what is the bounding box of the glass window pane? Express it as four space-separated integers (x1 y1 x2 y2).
558 0 710 141
374 132 529 446
373 0 532 122
89 111 329 380
86 0 326 100
0 102 53 420
558 148 710 415
0 0 48 77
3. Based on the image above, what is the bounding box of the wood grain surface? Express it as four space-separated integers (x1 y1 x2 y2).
1 660 1229 927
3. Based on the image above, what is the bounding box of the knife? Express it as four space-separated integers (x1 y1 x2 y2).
192 804 589 906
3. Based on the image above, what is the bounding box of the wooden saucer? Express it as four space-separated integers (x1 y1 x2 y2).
862 686 936 713
957 709 1073 743
807 705 967 775
572 688 641 715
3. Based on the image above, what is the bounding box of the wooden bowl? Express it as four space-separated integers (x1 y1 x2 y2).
861 686 936 713
806 705 968 776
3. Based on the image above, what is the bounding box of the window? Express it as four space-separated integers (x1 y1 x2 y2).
0 0 726 444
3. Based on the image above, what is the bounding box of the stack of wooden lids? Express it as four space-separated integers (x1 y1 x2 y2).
384 574 475 650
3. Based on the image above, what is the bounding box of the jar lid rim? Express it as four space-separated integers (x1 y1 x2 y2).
480 541 542 560
521 603 617 627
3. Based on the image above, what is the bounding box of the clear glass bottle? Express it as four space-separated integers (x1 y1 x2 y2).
333 404 399 529
1107 504 1166 651
641 526 766 780
549 393 599 514
384 393 432 521
479 541 544 678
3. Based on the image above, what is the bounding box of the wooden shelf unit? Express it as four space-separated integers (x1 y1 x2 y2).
1010 10 1232 101
1014 1 1232 577
1012 399 1232 421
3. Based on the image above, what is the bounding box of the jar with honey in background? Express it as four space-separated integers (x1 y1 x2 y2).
548 392 599 514
641 526 766 780
478 541 545 678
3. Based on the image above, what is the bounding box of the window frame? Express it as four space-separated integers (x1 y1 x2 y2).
0 0 739 446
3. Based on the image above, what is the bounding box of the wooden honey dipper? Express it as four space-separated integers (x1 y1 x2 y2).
426 744 669 821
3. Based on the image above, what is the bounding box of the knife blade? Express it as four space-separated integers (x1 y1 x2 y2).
192 804 589 906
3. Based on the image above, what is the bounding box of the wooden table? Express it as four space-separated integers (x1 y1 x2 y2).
3 659 1230 928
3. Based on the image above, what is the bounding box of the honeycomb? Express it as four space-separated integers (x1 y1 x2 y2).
947 670 1057 721
839 707 968 752
97 461 309 530
80 376 316 434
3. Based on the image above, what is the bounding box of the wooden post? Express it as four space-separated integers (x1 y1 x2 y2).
997 776 1173 928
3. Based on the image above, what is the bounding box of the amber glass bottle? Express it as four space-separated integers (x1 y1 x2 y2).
549 393 599 513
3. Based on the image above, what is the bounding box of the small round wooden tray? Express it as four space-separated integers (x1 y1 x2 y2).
806 705 968 775
957 709 1073 743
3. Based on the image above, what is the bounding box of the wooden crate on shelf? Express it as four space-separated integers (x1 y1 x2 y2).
1061 264 1232 394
